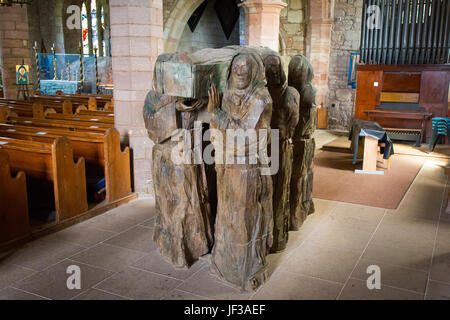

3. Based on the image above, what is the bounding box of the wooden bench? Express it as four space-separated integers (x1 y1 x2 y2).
0 148 29 244
30 95 112 110
0 136 87 222
0 107 113 133
0 124 131 202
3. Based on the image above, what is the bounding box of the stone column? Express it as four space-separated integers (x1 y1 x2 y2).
49 0 65 53
0 5 33 99
240 0 287 52
306 0 334 107
109 0 164 195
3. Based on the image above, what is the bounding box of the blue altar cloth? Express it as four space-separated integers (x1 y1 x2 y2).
40 80 79 95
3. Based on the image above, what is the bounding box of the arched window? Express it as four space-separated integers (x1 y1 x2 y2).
81 0 107 56
100 6 106 56
81 2 89 54
91 0 99 52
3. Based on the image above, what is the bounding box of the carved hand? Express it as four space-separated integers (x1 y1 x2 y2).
176 98 205 112
207 83 220 113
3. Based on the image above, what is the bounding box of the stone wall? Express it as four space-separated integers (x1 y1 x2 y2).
279 0 306 56
163 0 178 26
164 0 306 56
178 0 239 53
110 0 164 194
0 5 33 99
326 0 362 130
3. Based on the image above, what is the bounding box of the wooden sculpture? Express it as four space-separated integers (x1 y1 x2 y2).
261 49 299 253
207 49 273 291
143 63 214 268
288 55 317 231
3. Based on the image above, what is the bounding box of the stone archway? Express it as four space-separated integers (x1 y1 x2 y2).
164 0 207 53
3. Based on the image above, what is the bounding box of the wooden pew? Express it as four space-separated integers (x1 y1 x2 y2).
28 104 114 124
0 109 113 133
0 148 30 244
0 136 87 222
0 124 131 202
0 102 115 125
0 101 68 117
46 112 114 124
30 95 112 109
77 109 115 117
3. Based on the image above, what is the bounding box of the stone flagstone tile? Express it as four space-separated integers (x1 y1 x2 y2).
369 215 437 254
310 198 338 218
362 242 433 272
0 287 47 300
281 242 361 283
429 249 450 284
70 243 147 272
2 238 85 271
252 270 343 300
13 260 114 300
44 224 117 248
0 263 36 290
80 211 141 233
73 288 129 300
125 198 156 222
435 220 450 252
327 203 385 232
163 289 210 300
392 164 446 221
95 267 181 300
425 281 450 300
177 266 253 300
338 278 423 300
104 226 157 253
140 218 155 228
350 258 428 294
305 220 374 253
132 250 204 280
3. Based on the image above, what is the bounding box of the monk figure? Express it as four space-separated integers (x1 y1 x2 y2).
207 50 273 291
143 59 214 268
261 50 299 253
288 55 317 230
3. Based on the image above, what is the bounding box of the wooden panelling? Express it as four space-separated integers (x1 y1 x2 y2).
355 65 450 141
380 92 420 103
382 73 421 93
0 149 30 244
317 108 328 129
355 71 383 120
357 64 450 72
419 72 450 105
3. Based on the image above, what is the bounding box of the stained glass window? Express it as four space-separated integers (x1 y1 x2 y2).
91 0 98 52
101 6 105 56
81 2 89 54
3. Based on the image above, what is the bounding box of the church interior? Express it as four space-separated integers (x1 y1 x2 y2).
0 0 449 301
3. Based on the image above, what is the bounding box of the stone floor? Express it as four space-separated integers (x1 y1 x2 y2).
0 130 449 300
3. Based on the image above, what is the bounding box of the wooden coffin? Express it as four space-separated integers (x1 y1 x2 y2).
155 61 229 99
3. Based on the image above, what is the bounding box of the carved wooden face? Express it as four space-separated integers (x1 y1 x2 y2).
264 55 281 87
231 55 252 90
